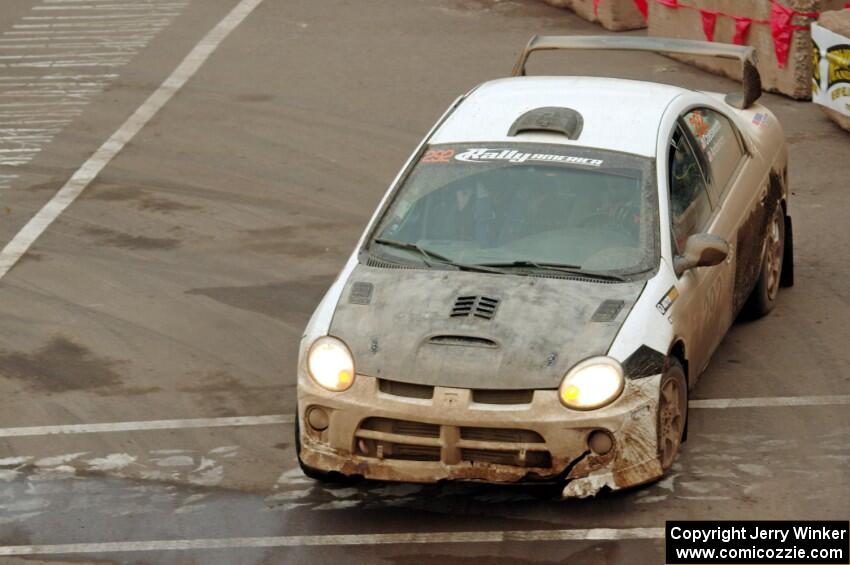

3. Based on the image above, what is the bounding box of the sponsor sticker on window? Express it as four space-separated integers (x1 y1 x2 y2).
449 148 603 167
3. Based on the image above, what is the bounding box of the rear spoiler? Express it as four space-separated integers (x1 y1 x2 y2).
511 35 762 110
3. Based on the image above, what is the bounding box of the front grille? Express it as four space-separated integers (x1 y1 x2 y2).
450 295 500 320
354 418 553 471
471 389 534 405
378 380 434 400
360 417 440 438
386 444 441 462
460 427 544 444
461 449 552 468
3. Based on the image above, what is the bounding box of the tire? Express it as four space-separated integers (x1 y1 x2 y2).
745 205 786 317
657 359 688 471
295 410 334 482
781 214 794 288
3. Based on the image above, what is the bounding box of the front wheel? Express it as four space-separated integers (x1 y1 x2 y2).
745 205 785 317
658 359 688 470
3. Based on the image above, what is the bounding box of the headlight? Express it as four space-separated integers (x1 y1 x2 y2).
559 356 624 410
307 336 355 392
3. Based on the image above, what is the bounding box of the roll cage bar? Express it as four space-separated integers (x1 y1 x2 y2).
511 35 762 110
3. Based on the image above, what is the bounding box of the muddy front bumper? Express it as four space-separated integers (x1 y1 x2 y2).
297 373 664 496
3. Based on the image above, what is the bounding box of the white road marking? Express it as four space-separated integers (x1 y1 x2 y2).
4 31 159 37
0 112 81 118
35 3 189 9
0 52 135 59
0 528 666 556
689 394 850 409
0 36 153 41
0 414 293 438
4 30 160 35
23 14 183 20
0 173 16 189
0 101 88 106
2 60 131 69
0 43 147 49
0 394 847 439
0 82 110 87
41 0 182 2
0 0 264 276
0 2 185 188
12 24 173 30
0 73 119 79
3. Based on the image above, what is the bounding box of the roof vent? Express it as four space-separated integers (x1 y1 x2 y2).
508 106 583 140
450 295 500 320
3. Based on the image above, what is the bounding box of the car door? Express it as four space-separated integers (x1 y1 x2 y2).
681 107 753 339
666 120 732 377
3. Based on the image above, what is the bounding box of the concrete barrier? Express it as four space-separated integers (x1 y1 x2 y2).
540 0 572 8
648 0 848 99
540 0 647 31
572 0 647 30
814 10 850 131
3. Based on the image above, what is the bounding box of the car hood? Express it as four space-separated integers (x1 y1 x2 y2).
328 264 646 390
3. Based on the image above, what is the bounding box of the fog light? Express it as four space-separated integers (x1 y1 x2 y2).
306 406 329 431
588 429 614 455
357 438 373 456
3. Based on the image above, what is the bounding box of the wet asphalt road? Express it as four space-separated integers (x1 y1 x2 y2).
0 0 848 563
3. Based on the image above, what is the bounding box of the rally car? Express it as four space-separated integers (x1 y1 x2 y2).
295 36 793 496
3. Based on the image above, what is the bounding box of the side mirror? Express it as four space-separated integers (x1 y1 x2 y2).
674 233 729 276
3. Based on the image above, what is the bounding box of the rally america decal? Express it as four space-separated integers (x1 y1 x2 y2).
451 148 604 167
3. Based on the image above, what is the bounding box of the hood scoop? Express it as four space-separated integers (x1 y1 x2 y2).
428 335 498 349
450 295 500 320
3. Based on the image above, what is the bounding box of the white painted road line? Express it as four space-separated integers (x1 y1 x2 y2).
0 2 184 187
689 394 850 409
0 414 293 438
0 394 848 438
0 528 666 556
0 0 265 279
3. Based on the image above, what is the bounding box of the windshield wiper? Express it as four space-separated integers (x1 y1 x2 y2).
372 238 504 274
477 260 626 282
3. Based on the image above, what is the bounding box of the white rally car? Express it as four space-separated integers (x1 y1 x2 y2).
295 36 793 496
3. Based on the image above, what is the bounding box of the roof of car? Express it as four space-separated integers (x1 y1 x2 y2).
429 76 689 157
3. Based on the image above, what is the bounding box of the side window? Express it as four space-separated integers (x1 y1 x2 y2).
683 108 745 200
669 128 712 253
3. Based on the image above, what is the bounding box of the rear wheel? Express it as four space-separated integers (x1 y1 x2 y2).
658 359 688 470
746 205 785 317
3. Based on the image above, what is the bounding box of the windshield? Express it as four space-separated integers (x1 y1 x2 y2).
367 143 658 277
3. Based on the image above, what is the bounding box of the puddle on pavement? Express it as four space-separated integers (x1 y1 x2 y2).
0 427 846 564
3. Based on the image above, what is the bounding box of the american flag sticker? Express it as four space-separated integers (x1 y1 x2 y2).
752 112 769 126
